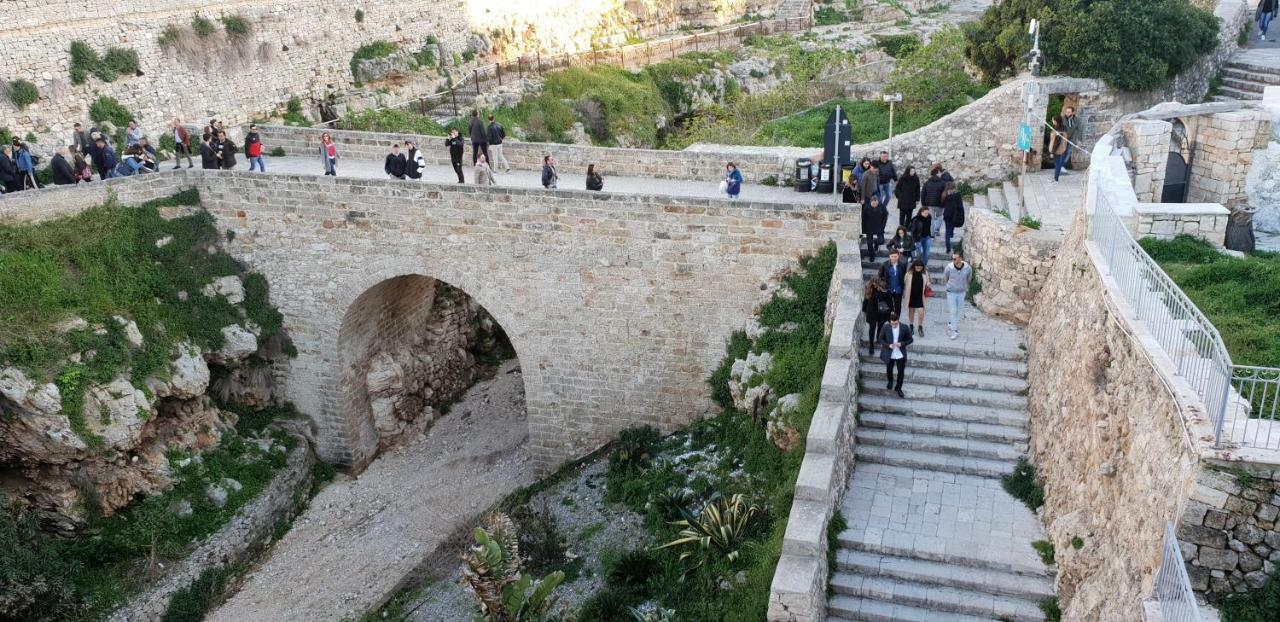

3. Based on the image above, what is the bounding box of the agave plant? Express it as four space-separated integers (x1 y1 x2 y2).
628 602 678 622
656 493 760 570
461 512 566 622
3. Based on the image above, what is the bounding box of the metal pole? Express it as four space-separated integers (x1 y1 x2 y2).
537 51 542 75
518 57 523 79
496 63 502 86
474 70 480 97
888 100 895 160
451 88 458 118
833 104 841 198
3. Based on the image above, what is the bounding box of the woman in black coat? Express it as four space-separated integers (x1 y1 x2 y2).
861 194 888 261
862 277 891 356
942 182 966 254
894 166 920 228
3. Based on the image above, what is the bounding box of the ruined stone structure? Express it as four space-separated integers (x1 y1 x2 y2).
0 169 858 471
0 0 780 139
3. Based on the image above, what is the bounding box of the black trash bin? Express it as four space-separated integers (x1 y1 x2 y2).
794 158 812 192
815 162 833 193
838 163 855 193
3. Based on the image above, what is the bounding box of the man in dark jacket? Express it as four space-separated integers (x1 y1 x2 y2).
921 166 946 209
384 143 407 179
445 129 465 183
92 137 117 180
487 115 510 173
468 110 489 166
51 146 76 185
200 133 219 170
72 123 93 156
878 248 909 316
0 145 18 192
878 312 914 398
877 151 897 209
215 130 237 170
138 137 158 172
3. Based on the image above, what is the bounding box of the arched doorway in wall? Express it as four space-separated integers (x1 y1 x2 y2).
336 274 525 457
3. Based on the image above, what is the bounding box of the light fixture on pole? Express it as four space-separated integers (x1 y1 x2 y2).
883 92 902 159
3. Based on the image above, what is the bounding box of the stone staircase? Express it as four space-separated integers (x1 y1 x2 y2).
827 286 1057 621
776 0 815 20
1215 59 1280 101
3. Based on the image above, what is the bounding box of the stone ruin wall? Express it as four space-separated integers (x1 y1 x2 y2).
1024 211 1203 622
0 0 778 141
961 207 1059 326
337 274 504 451
1179 464 1280 600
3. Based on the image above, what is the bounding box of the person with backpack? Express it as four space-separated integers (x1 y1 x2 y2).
171 118 193 169
921 164 947 237
245 124 265 172
13 139 38 190
445 129 465 183
942 182 966 254
862 277 891 357
487 115 510 173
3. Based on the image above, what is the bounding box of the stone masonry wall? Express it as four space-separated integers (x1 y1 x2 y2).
1186 109 1272 208
0 168 860 470
1026 211 1203 622
1177 464 1280 600
1123 119 1172 203
0 0 778 140
1134 203 1231 247
962 207 1060 326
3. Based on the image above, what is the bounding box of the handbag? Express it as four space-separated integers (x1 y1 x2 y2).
925 284 935 298
718 179 729 193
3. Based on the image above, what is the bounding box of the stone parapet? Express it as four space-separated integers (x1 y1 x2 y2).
1134 203 1231 246
768 240 862 622
962 205 1060 326
1177 463 1280 599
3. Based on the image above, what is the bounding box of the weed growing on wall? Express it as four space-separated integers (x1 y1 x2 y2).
7 79 39 109
350 40 399 83
191 15 215 37
69 41 140 85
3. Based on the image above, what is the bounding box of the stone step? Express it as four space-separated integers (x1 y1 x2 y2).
855 393 1028 429
858 364 1027 393
856 427 1024 461
1222 65 1280 85
986 186 1007 214
861 382 1026 410
1214 85 1261 101
857 351 1027 379
971 193 990 210
1222 77 1267 94
827 595 1001 622
858 336 1027 362
1003 180 1023 221
829 576 1046 622
835 550 1056 600
854 444 1016 478
859 411 1029 444
1224 60 1280 77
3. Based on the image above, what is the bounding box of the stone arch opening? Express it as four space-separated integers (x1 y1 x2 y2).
336 274 522 455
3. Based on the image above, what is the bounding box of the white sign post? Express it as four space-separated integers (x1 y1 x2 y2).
883 93 903 159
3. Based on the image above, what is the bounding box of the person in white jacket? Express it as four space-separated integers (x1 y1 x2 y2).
404 140 426 180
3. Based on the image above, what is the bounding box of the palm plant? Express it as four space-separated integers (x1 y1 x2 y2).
656 493 760 570
461 513 566 622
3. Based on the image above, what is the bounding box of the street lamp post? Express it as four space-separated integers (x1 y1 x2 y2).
883 92 903 159
1022 19 1043 180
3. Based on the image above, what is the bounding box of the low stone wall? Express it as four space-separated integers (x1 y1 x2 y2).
0 172 191 224
767 240 862 622
961 206 1061 326
1134 203 1231 247
1178 463 1280 599
107 437 315 622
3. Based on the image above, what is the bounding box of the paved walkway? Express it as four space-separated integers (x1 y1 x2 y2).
1021 170 1085 236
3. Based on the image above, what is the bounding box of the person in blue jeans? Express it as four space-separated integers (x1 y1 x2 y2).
878 248 909 317
1260 0 1276 41
1049 115 1069 182
943 251 974 340
908 205 933 266
941 182 965 254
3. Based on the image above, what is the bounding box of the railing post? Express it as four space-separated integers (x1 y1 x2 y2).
474 70 481 97
646 42 651 64
620 47 625 69
518 57 523 79
537 51 542 75
451 88 458 118
1214 366 1231 446
496 63 502 86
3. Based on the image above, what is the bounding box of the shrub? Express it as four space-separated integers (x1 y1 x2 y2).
7 79 38 109
1040 597 1062 622
657 493 760 571
460 513 566 621
887 26 985 113
1018 215 1042 229
510 503 569 575
873 33 922 58
612 425 660 467
68 41 99 85
413 45 436 68
462 49 477 63
605 550 660 595
159 565 238 622
1220 571 1280 622
354 8 365 23
349 40 399 81
88 96 133 129
1031 539 1055 565
270 146 286 157
0 496 89 620
281 96 309 126
541 65 666 146
814 6 850 25
964 0 1217 91
221 15 251 39
158 25 182 49
100 47 141 79
191 15 215 37
577 588 643 622
1002 457 1045 511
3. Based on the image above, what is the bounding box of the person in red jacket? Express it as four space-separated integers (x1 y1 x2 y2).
245 124 265 172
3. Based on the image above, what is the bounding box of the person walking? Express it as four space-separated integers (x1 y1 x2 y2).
215 130 237 170
724 162 743 199
200 133 219 170
474 153 496 186
0 145 18 192
405 140 424 180
942 182 965 254
888 225 914 258
170 119 194 169
922 164 947 237
909 205 934 265
245 124 265 172
92 137 118 180
1048 115 1069 182
841 167 860 204
879 248 908 316
445 129 465 183
320 132 338 176
125 120 143 149
1260 0 1276 41
902 258 932 337
586 164 604 191
894 166 920 227
468 110 489 166
852 156 871 183
860 160 879 208
877 151 897 209
943 250 974 340
51 147 75 185
541 155 558 189
1062 106 1081 167
862 277 891 356
383 143 407 179
879 311 914 398
861 194 887 260
487 115 510 173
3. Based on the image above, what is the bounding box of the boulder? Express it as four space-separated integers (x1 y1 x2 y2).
217 324 259 361
83 377 153 450
202 275 246 305
167 343 211 399
207 484 229 508
113 316 144 349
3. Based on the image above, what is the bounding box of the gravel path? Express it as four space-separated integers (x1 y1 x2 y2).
207 360 534 622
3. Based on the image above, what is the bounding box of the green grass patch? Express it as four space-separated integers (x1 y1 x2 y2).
1140 235 1280 367
350 40 400 82
69 41 139 85
8 79 39 109
220 15 251 40
753 94 986 148
160 564 242 622
873 33 922 58
1220 570 1280 622
1018 215 1042 229
191 15 215 37
1031 539 1055 565
1002 457 1045 512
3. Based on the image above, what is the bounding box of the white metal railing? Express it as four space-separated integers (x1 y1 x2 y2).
1088 186 1280 449
1153 522 1202 622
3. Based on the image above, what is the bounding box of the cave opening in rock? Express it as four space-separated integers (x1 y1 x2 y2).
336 274 522 455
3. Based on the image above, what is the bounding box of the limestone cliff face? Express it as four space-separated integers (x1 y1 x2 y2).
1025 212 1200 621
0 277 286 532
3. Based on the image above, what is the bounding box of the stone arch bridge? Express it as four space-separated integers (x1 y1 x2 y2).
183 171 856 470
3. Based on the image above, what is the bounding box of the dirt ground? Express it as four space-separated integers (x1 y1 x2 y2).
206 359 535 622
